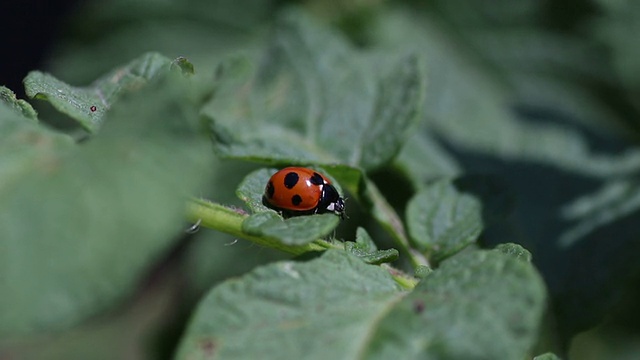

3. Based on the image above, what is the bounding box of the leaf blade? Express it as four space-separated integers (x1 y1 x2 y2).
175 250 403 360
0 73 213 335
363 246 547 359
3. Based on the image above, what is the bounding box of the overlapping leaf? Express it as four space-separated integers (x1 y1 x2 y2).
23 52 190 133
177 245 545 359
0 73 213 335
362 245 546 359
204 10 424 171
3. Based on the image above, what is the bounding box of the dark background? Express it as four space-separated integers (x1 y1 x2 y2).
0 0 81 98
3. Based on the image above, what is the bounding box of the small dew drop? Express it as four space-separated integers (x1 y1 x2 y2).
90 105 97 112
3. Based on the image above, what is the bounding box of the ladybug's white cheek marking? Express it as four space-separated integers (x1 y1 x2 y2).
326 203 335 211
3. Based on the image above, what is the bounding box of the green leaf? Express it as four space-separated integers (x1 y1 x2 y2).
23 52 192 133
558 178 640 248
414 265 432 279
406 179 483 260
0 103 76 194
406 176 512 262
393 131 461 187
373 4 640 346
176 247 545 359
175 250 403 360
208 12 420 260
345 246 399 265
376 6 640 178
170 56 196 75
242 212 339 246
358 55 424 169
354 226 377 251
204 10 424 170
344 227 399 265
358 173 419 263
495 243 533 262
0 86 38 121
594 0 640 94
534 353 563 360
236 168 274 213
0 73 213 335
362 248 547 359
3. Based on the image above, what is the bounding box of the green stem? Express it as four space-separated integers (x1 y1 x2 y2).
186 198 334 255
187 198 421 289
382 264 419 290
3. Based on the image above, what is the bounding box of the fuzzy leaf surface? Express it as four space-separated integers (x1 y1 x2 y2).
23 52 190 132
0 74 213 335
363 245 546 359
177 246 546 359
204 10 423 170
175 250 403 360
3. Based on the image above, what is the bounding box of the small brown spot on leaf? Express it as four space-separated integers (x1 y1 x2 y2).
200 338 217 357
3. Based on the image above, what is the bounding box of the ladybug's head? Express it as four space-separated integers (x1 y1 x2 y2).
331 197 346 219
319 183 346 219
324 195 346 219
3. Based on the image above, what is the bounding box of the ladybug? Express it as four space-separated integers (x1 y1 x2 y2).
263 167 345 218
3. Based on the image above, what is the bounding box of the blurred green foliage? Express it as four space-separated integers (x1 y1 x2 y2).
2 0 640 359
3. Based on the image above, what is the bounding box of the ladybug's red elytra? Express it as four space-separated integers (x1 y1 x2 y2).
263 167 345 218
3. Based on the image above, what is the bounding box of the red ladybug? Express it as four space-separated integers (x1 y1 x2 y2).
263 167 345 218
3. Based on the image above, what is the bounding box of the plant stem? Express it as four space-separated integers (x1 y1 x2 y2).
382 264 419 290
186 198 332 255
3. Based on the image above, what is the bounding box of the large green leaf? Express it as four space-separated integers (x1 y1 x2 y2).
176 245 545 359
204 9 424 171
0 103 75 199
393 131 461 187
23 52 189 133
175 250 402 360
0 73 213 335
362 245 546 359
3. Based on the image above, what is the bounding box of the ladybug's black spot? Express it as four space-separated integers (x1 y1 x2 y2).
284 172 299 189
291 194 302 206
266 181 275 199
310 172 324 185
